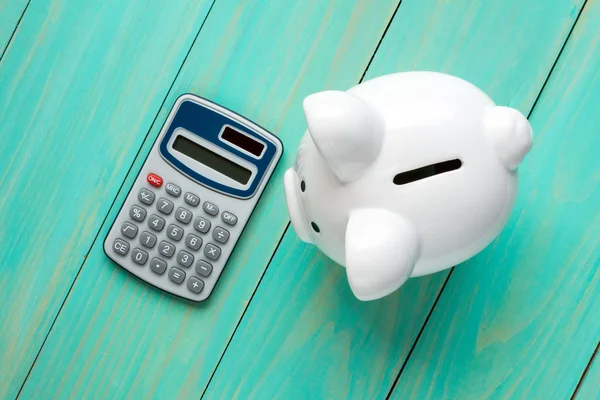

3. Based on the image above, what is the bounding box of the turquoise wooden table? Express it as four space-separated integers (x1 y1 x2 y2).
1 0 599 398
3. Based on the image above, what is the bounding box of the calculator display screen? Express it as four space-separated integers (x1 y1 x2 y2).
173 135 252 184
221 126 265 156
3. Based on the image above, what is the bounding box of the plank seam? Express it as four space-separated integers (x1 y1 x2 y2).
199 222 292 400
0 0 32 65
13 1 217 397
384 0 589 396
385 269 454 400
571 339 600 398
199 2 404 397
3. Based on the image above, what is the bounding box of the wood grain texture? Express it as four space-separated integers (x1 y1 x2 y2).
18 0 402 398
203 0 586 399
390 1 600 398
0 0 27 57
0 0 214 397
575 348 600 399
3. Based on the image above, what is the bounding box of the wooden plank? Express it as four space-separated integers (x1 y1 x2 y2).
576 349 600 399
17 1 402 398
0 0 27 57
202 0 586 398
390 1 600 398
0 0 214 398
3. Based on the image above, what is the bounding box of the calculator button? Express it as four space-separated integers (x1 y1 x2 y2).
169 267 185 284
221 211 238 226
203 202 219 216
139 231 157 248
177 250 194 268
185 234 202 251
121 222 138 238
212 227 230 244
195 260 212 277
184 192 200 206
130 205 146 222
113 239 130 255
138 188 155 205
165 182 181 197
187 277 204 294
175 207 192 224
131 248 148 265
193 217 211 234
147 173 163 187
158 240 175 258
148 214 165 232
167 224 184 241
149 257 167 275
157 198 174 215
204 243 221 260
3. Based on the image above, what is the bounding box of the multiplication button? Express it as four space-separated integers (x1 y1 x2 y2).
204 243 221 260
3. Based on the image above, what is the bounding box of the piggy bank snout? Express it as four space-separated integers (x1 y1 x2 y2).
284 168 313 243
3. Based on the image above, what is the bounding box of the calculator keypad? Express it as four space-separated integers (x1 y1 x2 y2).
111 181 241 299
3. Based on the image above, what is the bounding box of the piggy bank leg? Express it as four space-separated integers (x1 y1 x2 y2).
345 209 420 301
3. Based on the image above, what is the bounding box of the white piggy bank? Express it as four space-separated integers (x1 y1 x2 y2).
284 72 532 301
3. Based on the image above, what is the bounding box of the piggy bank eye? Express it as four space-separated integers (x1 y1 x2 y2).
311 222 320 233
300 180 306 192
393 159 462 185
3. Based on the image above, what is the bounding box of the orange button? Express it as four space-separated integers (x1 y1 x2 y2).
147 173 163 187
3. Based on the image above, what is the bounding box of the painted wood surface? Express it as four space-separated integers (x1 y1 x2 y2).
390 0 600 398
0 0 215 397
18 1 402 398
576 349 600 399
0 0 27 58
203 0 587 399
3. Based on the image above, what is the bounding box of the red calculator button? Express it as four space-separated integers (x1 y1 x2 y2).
147 173 163 187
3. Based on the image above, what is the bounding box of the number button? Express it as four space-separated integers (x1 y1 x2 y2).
184 192 200 206
149 257 167 275
195 260 212 277
167 224 184 241
187 277 204 294
169 267 185 284
121 222 138 239
177 250 194 268
204 243 221 260
158 241 175 258
148 214 165 232
193 217 211 234
139 231 157 248
157 198 174 215
138 188 155 205
165 183 181 197
130 205 146 222
185 234 202 251
113 238 130 255
203 202 219 216
175 207 192 224
221 211 237 226
131 248 148 265
212 227 229 244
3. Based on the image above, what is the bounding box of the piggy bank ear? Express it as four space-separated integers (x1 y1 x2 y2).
484 106 533 170
303 91 384 183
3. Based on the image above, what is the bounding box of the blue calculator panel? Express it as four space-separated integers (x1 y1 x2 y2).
104 94 283 302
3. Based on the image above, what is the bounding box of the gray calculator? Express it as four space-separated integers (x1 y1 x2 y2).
104 94 283 301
